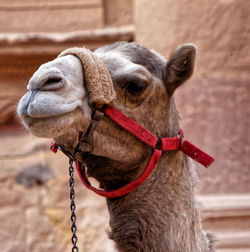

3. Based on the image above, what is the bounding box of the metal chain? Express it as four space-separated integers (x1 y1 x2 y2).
69 159 78 252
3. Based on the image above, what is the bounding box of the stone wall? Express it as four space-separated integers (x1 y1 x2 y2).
103 0 134 26
0 0 104 32
0 0 134 33
1 0 250 251
0 0 134 127
135 0 250 194
135 3 250 248
0 1 133 251
0 130 116 252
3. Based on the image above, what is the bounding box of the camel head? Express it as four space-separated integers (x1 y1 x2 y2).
18 42 196 189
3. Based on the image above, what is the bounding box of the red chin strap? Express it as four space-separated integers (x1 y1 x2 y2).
50 106 214 198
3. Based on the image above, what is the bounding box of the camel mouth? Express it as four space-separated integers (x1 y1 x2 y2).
22 106 78 120
17 89 84 120
22 111 71 124
20 108 85 138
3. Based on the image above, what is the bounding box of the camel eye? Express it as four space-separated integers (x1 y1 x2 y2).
125 80 147 95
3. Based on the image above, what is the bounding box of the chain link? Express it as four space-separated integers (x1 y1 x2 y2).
69 159 78 252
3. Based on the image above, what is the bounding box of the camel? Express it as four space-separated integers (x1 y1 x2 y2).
18 42 214 252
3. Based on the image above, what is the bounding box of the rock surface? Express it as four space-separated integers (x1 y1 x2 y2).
1 0 249 250
1 131 249 251
0 130 116 252
0 0 104 33
135 0 250 194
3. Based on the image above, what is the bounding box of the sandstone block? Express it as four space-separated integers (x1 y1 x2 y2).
0 1 104 32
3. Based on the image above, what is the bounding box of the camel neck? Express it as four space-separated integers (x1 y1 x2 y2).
107 152 211 252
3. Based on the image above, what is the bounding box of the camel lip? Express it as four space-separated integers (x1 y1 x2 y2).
21 110 73 122
21 106 86 129
20 109 75 132
20 97 83 119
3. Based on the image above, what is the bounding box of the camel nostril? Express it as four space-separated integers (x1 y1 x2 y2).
41 75 64 91
44 77 62 85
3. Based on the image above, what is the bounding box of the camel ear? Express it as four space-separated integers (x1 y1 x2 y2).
164 44 196 95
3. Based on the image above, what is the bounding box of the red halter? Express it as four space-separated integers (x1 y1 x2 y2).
50 106 214 198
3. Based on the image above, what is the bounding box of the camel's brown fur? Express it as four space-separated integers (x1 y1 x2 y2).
18 42 215 251
82 42 214 251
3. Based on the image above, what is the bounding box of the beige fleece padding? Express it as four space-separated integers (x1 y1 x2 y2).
58 47 116 108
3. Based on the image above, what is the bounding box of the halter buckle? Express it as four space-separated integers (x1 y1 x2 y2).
177 130 184 150
155 133 161 150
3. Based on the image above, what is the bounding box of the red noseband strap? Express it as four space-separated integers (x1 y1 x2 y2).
50 106 214 198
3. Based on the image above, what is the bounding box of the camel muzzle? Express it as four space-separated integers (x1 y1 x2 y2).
58 47 116 109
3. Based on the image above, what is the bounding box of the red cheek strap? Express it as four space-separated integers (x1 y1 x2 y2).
180 140 214 168
75 149 162 198
104 106 214 168
50 106 214 198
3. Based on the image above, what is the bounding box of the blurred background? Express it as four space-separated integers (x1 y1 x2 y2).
0 0 249 251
